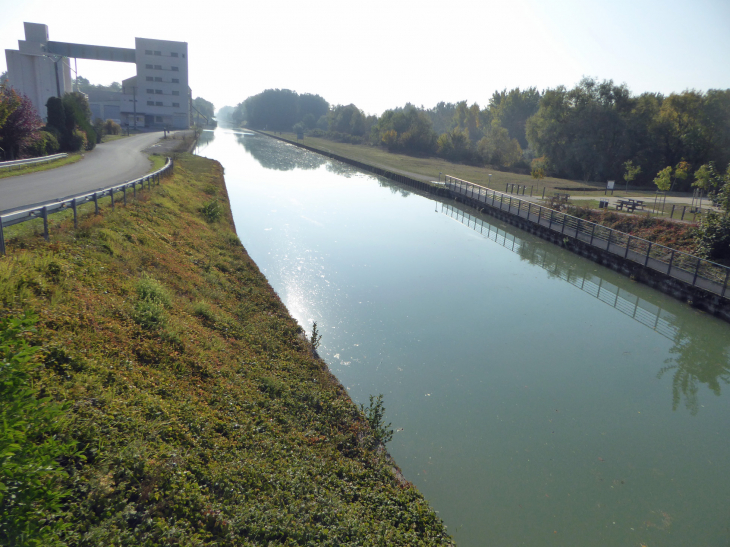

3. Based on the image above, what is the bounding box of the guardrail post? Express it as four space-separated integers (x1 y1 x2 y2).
692 257 701 285
645 242 652 266
72 198 77 229
0 217 5 256
148 177 151 191
667 250 675 275
94 193 99 215
42 206 49 241
133 182 137 199
111 189 115 210
625 236 631 258
123 186 127 206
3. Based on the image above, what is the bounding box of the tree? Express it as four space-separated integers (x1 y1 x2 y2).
670 160 690 191
623 160 641 192
487 87 541 148
193 97 215 124
531 156 547 186
477 127 522 167
0 87 43 159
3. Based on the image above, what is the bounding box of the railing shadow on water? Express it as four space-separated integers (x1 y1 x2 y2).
442 202 730 415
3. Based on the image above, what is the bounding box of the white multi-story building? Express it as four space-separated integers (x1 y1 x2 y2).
5 23 191 129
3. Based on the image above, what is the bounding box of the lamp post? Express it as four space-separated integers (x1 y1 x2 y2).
488 173 492 188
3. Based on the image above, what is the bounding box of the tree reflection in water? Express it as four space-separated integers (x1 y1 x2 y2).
235 133 327 172
442 202 730 414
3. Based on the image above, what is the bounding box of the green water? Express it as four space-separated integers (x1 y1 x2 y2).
197 129 730 546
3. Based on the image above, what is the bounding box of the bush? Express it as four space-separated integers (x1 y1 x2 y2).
200 199 222 223
0 312 76 547
132 275 171 329
104 119 121 135
360 394 393 448
25 131 60 157
695 211 730 262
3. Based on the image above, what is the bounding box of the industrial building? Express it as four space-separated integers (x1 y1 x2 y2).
4 22 191 129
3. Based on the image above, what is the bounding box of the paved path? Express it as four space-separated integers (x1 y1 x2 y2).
0 131 165 214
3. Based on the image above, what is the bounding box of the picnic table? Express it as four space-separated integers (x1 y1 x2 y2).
615 199 645 212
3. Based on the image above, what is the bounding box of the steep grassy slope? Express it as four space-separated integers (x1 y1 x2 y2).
0 154 452 546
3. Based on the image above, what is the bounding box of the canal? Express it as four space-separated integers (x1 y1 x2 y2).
197 129 730 546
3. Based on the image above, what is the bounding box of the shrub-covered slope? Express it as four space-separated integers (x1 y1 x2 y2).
0 154 452 546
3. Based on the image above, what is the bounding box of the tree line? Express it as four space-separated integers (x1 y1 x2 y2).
230 78 730 191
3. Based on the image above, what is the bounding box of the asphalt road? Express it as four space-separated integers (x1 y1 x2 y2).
0 131 165 214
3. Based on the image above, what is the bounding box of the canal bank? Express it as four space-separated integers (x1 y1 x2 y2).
0 153 452 546
250 130 730 322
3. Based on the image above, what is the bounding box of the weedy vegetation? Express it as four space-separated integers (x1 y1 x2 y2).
0 154 452 546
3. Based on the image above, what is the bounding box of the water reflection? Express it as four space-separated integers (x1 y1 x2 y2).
442 202 730 414
236 133 327 171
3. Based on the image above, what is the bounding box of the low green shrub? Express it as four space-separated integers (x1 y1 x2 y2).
0 312 77 547
200 199 222 223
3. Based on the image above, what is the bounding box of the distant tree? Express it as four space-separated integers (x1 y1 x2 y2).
62 92 96 150
372 106 437 155
623 160 641 192
654 166 672 192
531 156 547 184
437 128 473 163
477 126 522 167
45 97 66 134
0 82 21 135
0 87 43 159
193 97 215 124
216 105 235 124
487 87 541 148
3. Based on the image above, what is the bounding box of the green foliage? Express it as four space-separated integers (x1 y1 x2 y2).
654 166 672 192
235 89 329 131
200 198 222 223
477 126 523 167
373 106 437 155
0 312 76 547
694 211 730 262
104 119 121 136
62 92 96 151
360 395 394 448
623 160 641 188
25 131 60 157
132 275 171 329
309 322 322 351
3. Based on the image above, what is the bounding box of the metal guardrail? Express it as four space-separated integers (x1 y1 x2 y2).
0 153 69 170
0 158 173 255
445 175 730 300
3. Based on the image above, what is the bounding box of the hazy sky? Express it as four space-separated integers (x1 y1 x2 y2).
2 0 729 115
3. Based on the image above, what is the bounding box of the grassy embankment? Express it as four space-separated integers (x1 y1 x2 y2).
0 154 451 546
0 153 83 180
262 131 666 197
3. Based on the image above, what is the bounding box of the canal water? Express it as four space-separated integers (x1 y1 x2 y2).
197 129 730 546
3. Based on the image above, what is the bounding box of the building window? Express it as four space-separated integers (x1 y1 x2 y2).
171 66 179 71
172 78 179 83
171 52 178 57
154 65 162 70
155 116 163 122
172 91 179 96
172 102 180 107
155 77 162 82
182 54 186 58
155 102 163 106
155 89 162 94
154 51 161 56
147 101 154 106
146 76 153 81
145 64 153 69
145 49 152 54
146 88 154 93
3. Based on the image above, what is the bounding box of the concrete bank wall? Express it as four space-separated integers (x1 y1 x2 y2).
254 130 730 323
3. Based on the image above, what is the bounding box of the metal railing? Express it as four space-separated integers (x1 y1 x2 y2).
445 175 730 300
0 158 173 255
0 153 68 170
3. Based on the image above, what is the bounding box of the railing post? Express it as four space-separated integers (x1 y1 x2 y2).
94 192 99 215
548 210 553 229
542 187 546 199
0 217 5 256
590 223 596 245
577 218 582 239
123 185 127 206
72 198 77 229
670 204 675 218
625 236 631 258
645 242 652 266
667 250 675 275
538 206 542 226
607 229 612 251
518 199 522 216
42 206 49 241
134 181 137 199
561 213 566 234
111 189 115 210
692 257 701 285
722 268 729 298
